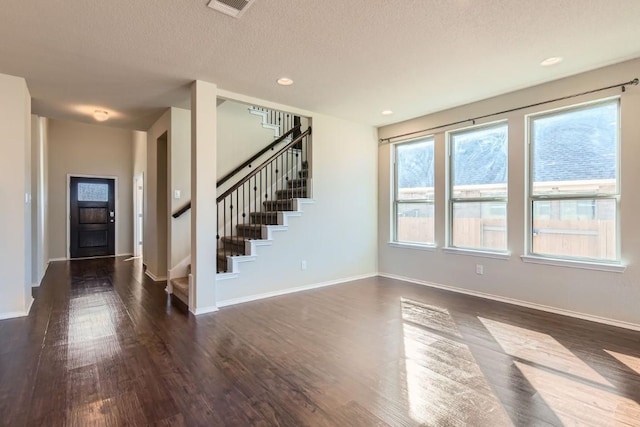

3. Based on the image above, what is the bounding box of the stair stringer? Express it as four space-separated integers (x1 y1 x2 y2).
216 198 314 281
247 107 293 143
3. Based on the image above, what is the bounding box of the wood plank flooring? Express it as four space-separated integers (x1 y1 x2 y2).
1 257 640 426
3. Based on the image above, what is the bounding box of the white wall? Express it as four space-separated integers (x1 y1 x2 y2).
217 100 277 179
378 58 640 327
30 115 48 286
145 110 170 278
132 130 146 177
0 73 32 319
191 81 218 313
47 119 135 260
132 130 146 258
214 90 379 304
144 107 192 278
169 108 191 268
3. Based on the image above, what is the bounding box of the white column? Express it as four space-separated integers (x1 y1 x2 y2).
190 80 218 314
0 73 32 319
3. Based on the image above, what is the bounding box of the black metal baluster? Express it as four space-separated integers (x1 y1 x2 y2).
223 198 227 271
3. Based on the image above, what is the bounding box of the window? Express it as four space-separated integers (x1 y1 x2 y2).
394 137 435 245
448 123 508 252
529 99 619 262
77 183 109 202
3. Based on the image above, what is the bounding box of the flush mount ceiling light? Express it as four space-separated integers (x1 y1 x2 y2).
540 57 563 67
381 110 394 116
207 0 257 18
93 110 109 122
277 77 294 86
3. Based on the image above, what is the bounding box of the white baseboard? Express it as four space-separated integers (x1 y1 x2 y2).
0 297 34 320
217 272 378 308
0 311 28 321
379 272 640 332
48 257 67 262
191 305 219 315
32 264 49 287
25 297 34 315
145 270 167 282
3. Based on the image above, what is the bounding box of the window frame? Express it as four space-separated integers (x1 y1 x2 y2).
392 136 436 246
526 97 621 264
446 120 509 253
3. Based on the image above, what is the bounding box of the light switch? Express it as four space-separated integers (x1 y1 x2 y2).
174 190 181 199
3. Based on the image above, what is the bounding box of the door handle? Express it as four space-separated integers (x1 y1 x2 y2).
110 210 115 223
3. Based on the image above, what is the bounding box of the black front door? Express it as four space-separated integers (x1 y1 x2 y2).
70 177 116 258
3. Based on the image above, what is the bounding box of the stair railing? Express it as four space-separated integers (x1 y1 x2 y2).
216 127 312 272
170 124 303 219
249 107 301 139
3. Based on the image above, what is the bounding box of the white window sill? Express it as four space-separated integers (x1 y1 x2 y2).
388 242 437 252
442 247 511 260
521 255 626 273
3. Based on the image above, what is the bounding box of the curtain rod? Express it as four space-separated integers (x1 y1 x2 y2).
379 77 639 144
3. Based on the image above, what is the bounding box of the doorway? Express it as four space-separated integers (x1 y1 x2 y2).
69 176 116 258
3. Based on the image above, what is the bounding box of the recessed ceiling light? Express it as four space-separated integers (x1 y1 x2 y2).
381 110 394 116
277 77 294 86
540 57 563 67
93 110 109 122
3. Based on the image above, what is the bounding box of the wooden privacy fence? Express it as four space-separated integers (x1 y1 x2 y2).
397 218 616 259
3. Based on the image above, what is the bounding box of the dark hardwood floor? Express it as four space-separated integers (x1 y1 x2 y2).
1 257 640 426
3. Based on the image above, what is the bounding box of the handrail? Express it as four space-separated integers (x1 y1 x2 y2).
170 123 303 220
217 124 301 188
172 201 191 219
217 127 311 203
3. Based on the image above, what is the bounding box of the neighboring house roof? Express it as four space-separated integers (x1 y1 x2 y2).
533 103 617 182
398 103 617 189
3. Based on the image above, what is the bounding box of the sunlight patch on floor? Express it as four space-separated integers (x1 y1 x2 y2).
479 316 611 387
401 300 511 425
401 298 462 338
604 349 640 376
516 361 640 426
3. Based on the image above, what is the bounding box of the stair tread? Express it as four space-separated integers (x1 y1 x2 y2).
221 235 251 243
171 277 189 293
236 223 264 229
287 178 307 187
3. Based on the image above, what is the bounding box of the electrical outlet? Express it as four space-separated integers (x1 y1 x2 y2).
301 260 307 270
174 190 181 199
476 264 484 275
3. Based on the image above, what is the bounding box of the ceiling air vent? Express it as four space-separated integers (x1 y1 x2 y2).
207 0 257 18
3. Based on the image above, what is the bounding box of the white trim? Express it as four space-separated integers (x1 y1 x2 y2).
0 310 29 320
442 247 511 260
379 272 640 332
191 305 219 315
25 297 34 315
216 272 378 308
66 174 119 259
521 255 626 273
32 262 49 287
48 257 67 262
133 173 144 258
388 242 437 251
145 270 167 282
0 297 33 320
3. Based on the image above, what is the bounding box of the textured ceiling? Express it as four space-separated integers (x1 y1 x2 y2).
1 0 640 130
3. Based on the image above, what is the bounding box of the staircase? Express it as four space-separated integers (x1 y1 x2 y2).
217 163 309 273
168 123 312 309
